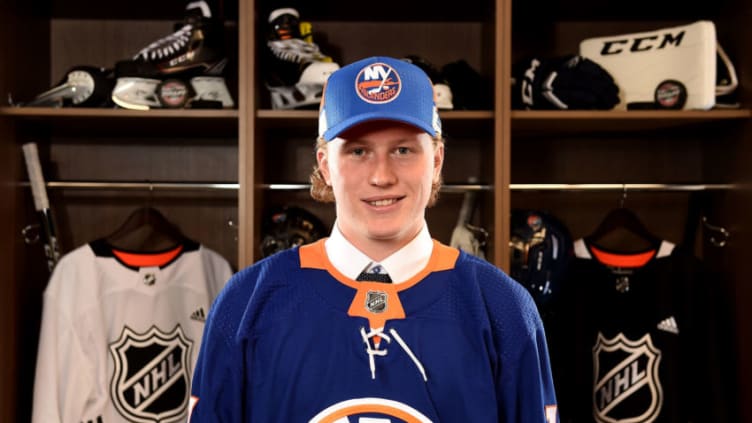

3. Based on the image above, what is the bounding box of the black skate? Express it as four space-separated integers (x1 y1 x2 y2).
262 8 339 110
112 0 234 109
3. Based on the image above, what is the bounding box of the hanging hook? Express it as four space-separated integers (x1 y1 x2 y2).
21 223 41 244
146 180 154 209
619 184 627 208
701 216 729 247
227 218 239 242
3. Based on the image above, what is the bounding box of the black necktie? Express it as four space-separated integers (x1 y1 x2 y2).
356 271 392 283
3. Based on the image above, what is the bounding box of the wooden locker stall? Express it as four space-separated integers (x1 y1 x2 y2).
0 0 749 420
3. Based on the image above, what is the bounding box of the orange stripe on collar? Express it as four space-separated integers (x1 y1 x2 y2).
590 245 655 268
301 238 460 331
112 245 183 268
299 239 459 290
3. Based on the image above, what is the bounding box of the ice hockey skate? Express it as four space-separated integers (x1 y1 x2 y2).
112 0 234 110
263 8 339 109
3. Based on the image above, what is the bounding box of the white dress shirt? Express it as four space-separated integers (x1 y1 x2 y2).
324 221 434 284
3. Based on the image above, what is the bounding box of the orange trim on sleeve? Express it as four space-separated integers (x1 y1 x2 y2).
590 246 655 268
112 245 183 268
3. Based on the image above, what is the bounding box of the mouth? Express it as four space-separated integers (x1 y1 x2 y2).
363 196 403 207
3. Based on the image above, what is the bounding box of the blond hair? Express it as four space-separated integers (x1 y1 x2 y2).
309 136 444 206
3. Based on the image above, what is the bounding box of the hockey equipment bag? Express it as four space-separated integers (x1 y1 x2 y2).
579 21 735 110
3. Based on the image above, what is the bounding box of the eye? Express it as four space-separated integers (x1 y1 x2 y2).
396 146 411 155
349 147 366 157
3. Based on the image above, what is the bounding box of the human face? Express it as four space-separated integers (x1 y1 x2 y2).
317 121 444 259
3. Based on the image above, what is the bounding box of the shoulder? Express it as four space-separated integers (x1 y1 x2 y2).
206 247 303 336
45 243 99 297
449 248 542 333
215 247 300 305
196 244 234 272
453 249 535 304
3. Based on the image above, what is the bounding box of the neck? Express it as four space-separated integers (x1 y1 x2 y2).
339 224 423 262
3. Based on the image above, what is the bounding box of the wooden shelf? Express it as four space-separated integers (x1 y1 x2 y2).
0 107 239 137
511 109 752 134
255 109 495 136
256 109 494 120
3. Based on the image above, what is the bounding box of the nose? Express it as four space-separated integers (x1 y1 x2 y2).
369 154 397 187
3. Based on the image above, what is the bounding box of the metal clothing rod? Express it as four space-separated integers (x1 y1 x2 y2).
42 181 240 191
509 183 736 191
260 183 495 192
30 181 735 192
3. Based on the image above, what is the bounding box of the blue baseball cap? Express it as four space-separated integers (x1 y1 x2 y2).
318 56 442 141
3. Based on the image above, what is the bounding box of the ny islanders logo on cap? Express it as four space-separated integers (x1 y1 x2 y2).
355 62 402 104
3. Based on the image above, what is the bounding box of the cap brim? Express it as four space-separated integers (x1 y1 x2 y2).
322 111 436 141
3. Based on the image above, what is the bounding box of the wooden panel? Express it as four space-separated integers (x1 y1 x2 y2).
239 0 254 267
37 137 239 265
0 120 20 423
0 1 51 421
312 22 489 71
496 0 511 270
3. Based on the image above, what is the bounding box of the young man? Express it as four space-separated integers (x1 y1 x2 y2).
189 56 558 422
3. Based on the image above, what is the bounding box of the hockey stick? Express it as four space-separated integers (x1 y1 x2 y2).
22 142 61 272
450 177 488 259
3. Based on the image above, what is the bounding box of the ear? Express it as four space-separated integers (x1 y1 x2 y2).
433 141 444 183
316 146 332 186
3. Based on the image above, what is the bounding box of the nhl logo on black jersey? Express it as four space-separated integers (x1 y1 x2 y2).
366 290 388 313
592 332 663 423
109 325 193 423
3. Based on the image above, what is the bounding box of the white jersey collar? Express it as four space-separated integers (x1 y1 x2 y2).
324 221 433 284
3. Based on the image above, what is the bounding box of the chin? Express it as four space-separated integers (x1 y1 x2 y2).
365 226 404 241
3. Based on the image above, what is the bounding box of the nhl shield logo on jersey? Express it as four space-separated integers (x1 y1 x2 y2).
366 290 388 313
355 62 402 104
309 397 433 422
109 325 193 423
592 332 663 423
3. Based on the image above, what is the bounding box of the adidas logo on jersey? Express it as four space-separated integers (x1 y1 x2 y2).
191 307 206 322
657 316 679 334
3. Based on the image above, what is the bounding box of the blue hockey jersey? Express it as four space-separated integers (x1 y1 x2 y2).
190 239 558 422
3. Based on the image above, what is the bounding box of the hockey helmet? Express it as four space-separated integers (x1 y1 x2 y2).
509 209 572 309
441 60 493 110
260 205 328 257
403 55 454 110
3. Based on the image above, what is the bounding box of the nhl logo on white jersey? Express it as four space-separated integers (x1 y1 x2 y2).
109 325 193 423
592 332 663 423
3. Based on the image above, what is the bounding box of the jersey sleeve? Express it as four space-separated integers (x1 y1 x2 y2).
493 272 559 423
500 322 559 423
189 270 254 422
31 259 96 423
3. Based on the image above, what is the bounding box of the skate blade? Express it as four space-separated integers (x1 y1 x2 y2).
112 77 162 110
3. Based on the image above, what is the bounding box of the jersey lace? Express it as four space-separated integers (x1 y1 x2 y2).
359 326 427 382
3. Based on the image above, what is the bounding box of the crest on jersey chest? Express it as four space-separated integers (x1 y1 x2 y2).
366 290 388 313
592 332 663 423
109 325 193 423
